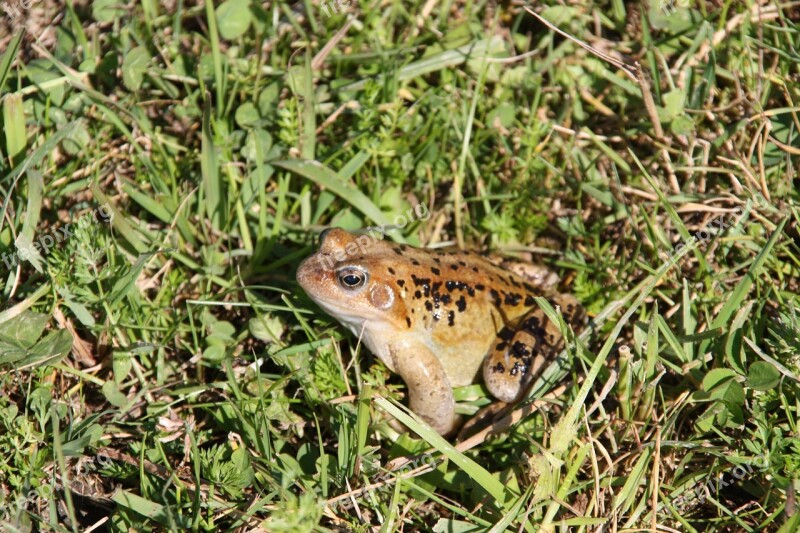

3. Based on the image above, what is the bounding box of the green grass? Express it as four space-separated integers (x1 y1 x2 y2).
1 0 799 531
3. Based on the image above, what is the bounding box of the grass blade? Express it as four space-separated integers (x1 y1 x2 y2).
375 396 512 509
201 98 224 231
0 32 22 96
274 158 399 233
14 169 44 272
711 217 787 329
2 92 26 164
341 36 506 91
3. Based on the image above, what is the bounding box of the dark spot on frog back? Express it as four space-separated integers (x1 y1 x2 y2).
490 289 501 304
411 274 431 287
521 315 545 337
445 280 466 292
498 327 515 341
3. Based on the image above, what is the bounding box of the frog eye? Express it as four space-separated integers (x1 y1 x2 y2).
337 267 368 290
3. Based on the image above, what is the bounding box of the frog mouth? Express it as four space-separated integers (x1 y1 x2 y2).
304 294 371 336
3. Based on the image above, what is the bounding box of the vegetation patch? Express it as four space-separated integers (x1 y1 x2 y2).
0 0 798 531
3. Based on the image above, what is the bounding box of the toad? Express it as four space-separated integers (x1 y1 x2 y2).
296 228 584 435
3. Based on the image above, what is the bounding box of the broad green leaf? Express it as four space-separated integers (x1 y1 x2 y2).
28 329 73 366
487 102 515 128
62 118 91 155
696 402 725 433
702 368 739 391
202 345 226 362
709 378 745 407
113 351 132 384
744 337 800 384
25 59 66 106
1 325 72 367
540 5 579 26
122 46 150 91
92 0 122 22
671 114 694 136
102 381 129 408
230 447 255 486
242 129 273 162
0 342 27 365
663 89 685 120
0 311 48 348
234 102 260 127
216 0 252 40
62 424 104 456
248 314 285 343
257 82 280 115
747 361 781 391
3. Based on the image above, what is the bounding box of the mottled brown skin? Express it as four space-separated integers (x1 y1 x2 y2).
296 228 584 435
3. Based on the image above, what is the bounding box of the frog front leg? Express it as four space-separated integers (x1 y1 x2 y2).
483 295 584 402
389 341 459 436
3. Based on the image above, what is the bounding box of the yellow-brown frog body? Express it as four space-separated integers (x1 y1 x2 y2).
296 228 583 435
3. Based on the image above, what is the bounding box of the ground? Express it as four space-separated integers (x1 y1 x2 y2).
0 0 799 531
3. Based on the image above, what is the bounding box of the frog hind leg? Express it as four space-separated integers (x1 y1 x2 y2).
483 295 584 403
